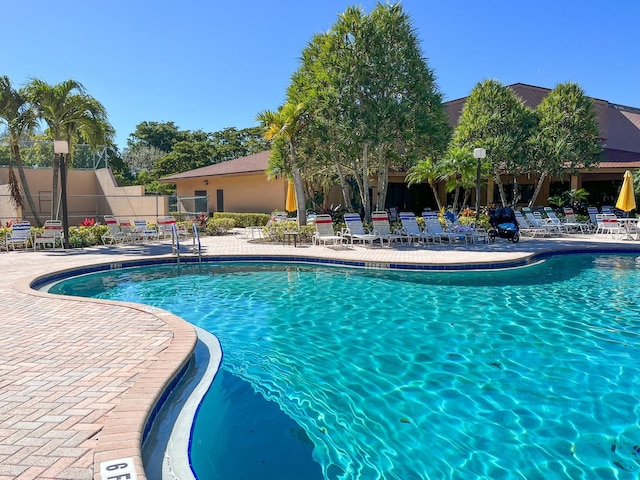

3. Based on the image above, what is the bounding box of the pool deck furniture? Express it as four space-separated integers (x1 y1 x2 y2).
33 220 63 250
312 214 347 247
2 233 640 479
5 220 32 251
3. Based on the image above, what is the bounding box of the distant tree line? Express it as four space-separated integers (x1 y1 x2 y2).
119 121 270 194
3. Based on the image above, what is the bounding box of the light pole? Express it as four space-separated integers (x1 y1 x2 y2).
54 140 70 249
473 148 486 222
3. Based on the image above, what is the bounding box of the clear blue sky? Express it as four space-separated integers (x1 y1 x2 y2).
5 0 639 150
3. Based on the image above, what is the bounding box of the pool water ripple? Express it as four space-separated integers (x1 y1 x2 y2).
49 255 640 479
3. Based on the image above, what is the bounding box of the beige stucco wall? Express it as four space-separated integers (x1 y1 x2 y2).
175 173 287 214
0 167 168 225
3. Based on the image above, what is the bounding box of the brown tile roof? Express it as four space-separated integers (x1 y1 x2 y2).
445 83 640 160
160 150 270 182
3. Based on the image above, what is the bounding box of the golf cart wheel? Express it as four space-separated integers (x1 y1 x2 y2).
511 232 520 243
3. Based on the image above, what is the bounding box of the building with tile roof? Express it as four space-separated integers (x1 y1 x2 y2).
161 84 640 214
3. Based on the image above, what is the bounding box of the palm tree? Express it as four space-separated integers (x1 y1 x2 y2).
437 146 476 212
27 79 112 219
405 157 443 211
0 76 42 225
256 103 308 226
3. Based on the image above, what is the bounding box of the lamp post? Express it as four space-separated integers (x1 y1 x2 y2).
53 140 70 249
473 148 486 222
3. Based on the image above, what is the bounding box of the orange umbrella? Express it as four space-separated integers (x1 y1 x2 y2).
616 170 636 212
285 180 297 212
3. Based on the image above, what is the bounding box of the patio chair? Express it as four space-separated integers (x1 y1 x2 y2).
587 206 599 230
312 214 346 247
522 208 561 236
371 211 404 247
133 218 159 242
514 211 548 238
5 221 32 251
157 216 190 240
342 213 381 247
542 207 569 234
117 218 136 242
442 211 489 244
422 212 466 244
398 212 434 245
102 216 128 244
33 220 63 250
562 207 590 234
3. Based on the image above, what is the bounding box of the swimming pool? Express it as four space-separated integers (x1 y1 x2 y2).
49 254 640 479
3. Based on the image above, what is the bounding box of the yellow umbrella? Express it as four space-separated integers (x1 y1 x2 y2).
616 170 636 212
285 180 297 212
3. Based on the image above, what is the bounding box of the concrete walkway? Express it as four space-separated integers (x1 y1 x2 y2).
0 233 638 479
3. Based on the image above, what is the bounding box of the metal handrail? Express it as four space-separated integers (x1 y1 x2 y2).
172 223 180 264
192 222 202 265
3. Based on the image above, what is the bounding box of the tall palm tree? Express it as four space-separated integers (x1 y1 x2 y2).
256 103 308 226
0 76 42 225
405 157 443 211
27 79 112 218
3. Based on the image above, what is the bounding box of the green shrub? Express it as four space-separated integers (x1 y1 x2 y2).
213 212 270 228
206 217 236 236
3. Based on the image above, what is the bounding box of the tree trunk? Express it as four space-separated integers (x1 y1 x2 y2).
528 171 547 208
452 183 461 212
376 147 388 211
361 143 371 222
52 153 60 219
494 174 508 206
12 145 42 227
429 181 442 211
335 162 353 212
288 142 307 226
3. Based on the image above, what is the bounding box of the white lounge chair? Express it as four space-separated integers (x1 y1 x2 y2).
157 216 189 240
33 220 63 250
542 207 569 233
5 221 31 251
343 213 381 247
423 212 466 244
522 208 560 236
133 218 158 242
398 212 434 245
371 211 403 247
102 216 128 244
561 207 590 234
514 211 548 237
312 214 346 247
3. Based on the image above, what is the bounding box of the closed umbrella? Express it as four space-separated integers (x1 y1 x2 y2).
616 170 636 213
285 180 297 212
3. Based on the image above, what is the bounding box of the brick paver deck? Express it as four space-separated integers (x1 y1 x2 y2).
0 233 637 479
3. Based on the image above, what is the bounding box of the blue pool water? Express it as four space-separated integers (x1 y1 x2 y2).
49 255 640 479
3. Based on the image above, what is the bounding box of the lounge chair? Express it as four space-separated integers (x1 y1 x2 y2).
312 214 346 247
542 207 569 234
371 211 403 246
514 211 548 237
562 207 590 234
157 216 190 240
102 216 128 245
117 218 136 242
133 218 158 242
343 213 381 247
422 212 466 244
587 206 599 230
5 221 31 251
442 211 489 244
522 208 561 236
398 212 434 245
33 220 63 250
